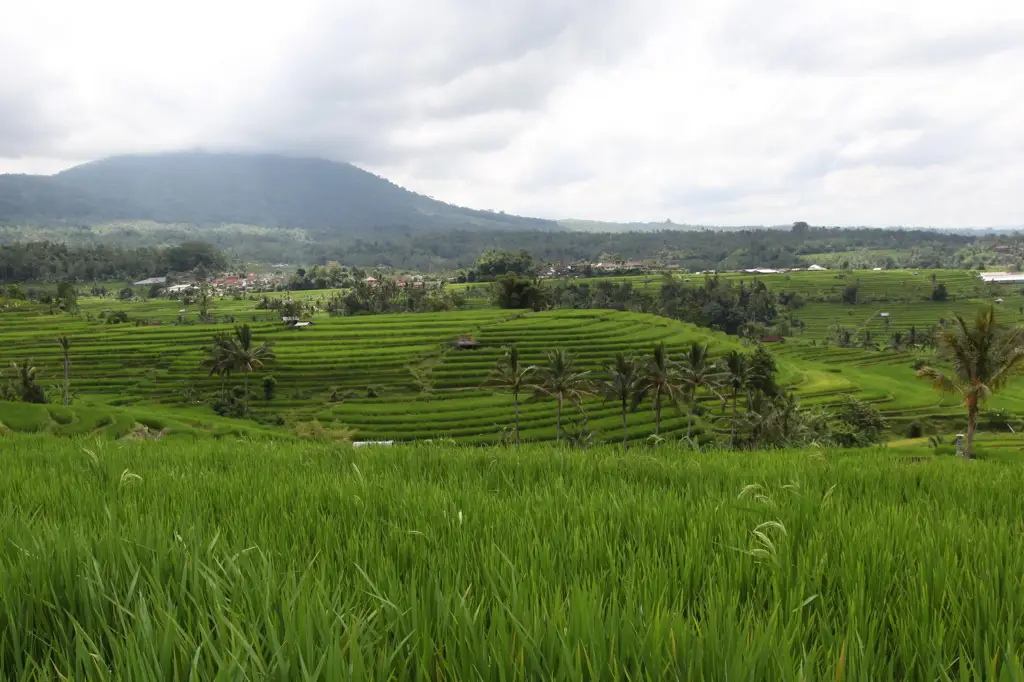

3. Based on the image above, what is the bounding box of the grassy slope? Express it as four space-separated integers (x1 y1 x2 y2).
1 436 1023 679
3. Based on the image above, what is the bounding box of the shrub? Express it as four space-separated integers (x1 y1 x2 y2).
906 421 924 439
263 375 277 401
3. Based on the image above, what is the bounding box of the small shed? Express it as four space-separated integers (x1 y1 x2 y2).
880 312 890 318
292 321 313 328
454 335 480 350
996 298 1004 304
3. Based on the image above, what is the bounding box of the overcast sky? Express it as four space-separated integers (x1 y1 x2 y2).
2 0 1023 226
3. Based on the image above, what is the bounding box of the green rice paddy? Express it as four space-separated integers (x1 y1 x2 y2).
1 269 1022 443
1 436 1023 680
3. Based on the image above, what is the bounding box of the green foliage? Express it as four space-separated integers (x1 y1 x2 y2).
491 273 549 310
834 397 888 446
472 248 535 280
1 438 1024 678
916 306 1024 458
262 374 277 401
6 359 46 404
931 281 949 301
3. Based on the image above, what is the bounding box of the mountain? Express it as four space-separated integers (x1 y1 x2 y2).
0 151 560 233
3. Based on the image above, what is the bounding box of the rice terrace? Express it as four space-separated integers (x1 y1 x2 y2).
3 130 1024 682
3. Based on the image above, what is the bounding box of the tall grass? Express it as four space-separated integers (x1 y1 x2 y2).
1 435 1023 679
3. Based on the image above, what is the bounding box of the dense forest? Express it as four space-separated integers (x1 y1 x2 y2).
2 226 1022 283
0 241 226 283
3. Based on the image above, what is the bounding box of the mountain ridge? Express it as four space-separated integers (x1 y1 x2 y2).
0 151 561 234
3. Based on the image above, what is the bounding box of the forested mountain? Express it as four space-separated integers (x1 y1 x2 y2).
0 152 559 233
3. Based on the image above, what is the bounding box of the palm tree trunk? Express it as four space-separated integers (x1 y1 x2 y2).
731 390 738 448
244 372 249 416
654 391 662 436
965 404 977 459
514 391 520 447
63 355 70 406
556 395 562 441
621 399 628 450
687 400 694 440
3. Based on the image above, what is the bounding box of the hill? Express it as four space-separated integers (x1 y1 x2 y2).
0 152 560 234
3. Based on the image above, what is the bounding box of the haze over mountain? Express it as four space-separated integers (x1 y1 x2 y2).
0 152 559 234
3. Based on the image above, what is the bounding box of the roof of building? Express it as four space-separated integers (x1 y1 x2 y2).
980 272 1024 283
133 276 167 286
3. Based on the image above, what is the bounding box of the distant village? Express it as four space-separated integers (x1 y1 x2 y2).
134 259 1024 298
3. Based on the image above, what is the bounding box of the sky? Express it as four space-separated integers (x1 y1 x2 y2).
2 0 1023 227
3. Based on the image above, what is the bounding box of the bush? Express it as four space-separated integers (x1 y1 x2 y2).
906 421 924 439
262 375 277 401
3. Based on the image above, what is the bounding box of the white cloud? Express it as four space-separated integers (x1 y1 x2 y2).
2 0 1023 226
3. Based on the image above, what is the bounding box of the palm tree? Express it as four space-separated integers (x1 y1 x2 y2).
9 359 46 404
229 324 277 416
679 342 726 441
601 353 643 449
634 343 683 436
56 335 71 406
486 345 535 446
722 350 750 448
534 349 592 442
887 331 905 351
202 332 236 389
916 306 1024 459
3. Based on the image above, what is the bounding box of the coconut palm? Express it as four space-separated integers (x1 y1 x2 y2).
487 344 535 447
722 350 750 448
679 342 726 441
916 306 1024 459
8 359 46 404
202 332 236 389
229 324 277 416
634 343 683 436
600 353 643 449
534 349 592 442
56 335 72 406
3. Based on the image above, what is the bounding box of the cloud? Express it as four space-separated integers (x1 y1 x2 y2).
1 0 1023 226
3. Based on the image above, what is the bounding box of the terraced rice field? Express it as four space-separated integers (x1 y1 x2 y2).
0 303 743 442
2 269 1021 443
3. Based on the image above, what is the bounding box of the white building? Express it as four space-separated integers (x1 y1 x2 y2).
807 264 828 271
979 272 1024 284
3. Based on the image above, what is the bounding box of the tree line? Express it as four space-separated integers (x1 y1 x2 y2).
0 241 226 283
492 273 791 337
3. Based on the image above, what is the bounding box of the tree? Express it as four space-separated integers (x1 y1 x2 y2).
56 282 77 313
842 284 859 304
722 350 750 447
534 349 592 442
167 241 227 273
747 344 779 398
56 335 71 406
8 359 46 404
916 306 1024 459
486 345 535 447
491 274 549 311
202 332 237 393
228 324 277 416
931 282 949 302
600 353 643 449
679 342 725 440
263 375 277 401
634 343 683 436
473 249 535 280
